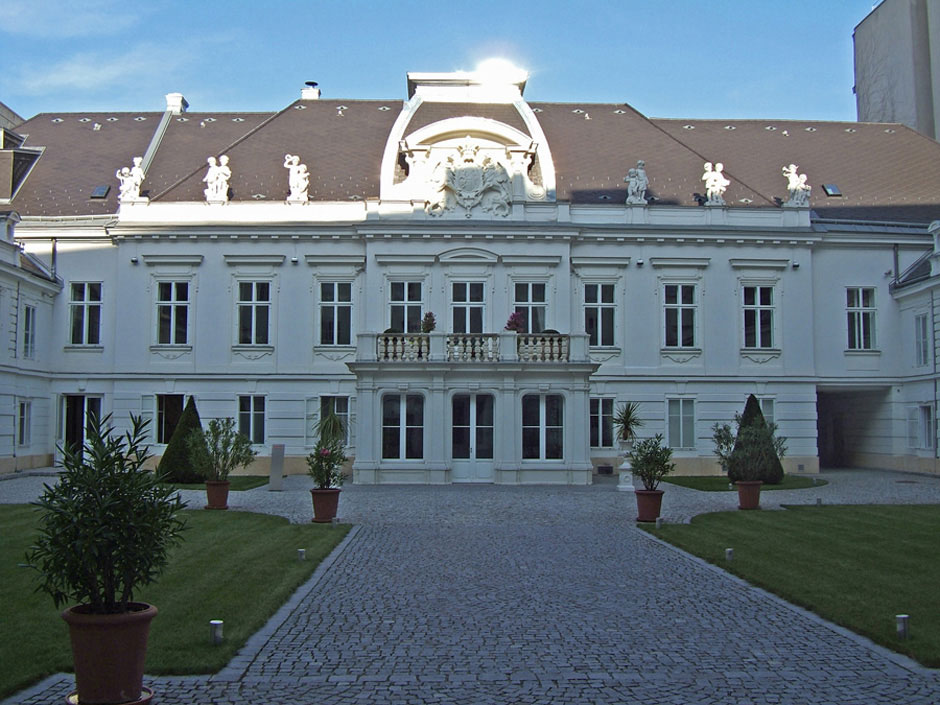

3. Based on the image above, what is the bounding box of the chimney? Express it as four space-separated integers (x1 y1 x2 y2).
165 93 189 115
301 81 320 100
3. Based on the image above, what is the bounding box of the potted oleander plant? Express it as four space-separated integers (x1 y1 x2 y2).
628 434 675 522
27 414 186 705
188 417 257 510
307 412 347 522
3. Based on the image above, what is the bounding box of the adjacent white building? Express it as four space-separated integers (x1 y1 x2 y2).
3 69 940 481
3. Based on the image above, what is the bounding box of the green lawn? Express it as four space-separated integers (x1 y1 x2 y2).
644 505 940 666
662 474 827 491
1 505 349 699
159 475 269 491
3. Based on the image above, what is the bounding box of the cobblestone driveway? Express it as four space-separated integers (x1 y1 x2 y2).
5 471 940 704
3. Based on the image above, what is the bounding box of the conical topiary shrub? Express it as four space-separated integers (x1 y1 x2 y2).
727 394 785 485
156 396 203 483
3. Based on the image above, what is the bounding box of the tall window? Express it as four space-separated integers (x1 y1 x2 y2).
915 313 929 367
320 396 350 445
590 398 614 448
743 285 774 349
522 394 564 459
320 282 352 346
667 398 695 449
910 405 935 449
664 283 695 348
238 282 270 345
389 282 423 333
69 282 101 345
585 284 615 347
238 395 265 444
760 398 775 427
451 282 485 334
18 400 31 446
846 287 876 350
382 394 423 459
156 394 184 444
157 281 189 345
23 305 36 358
514 282 546 334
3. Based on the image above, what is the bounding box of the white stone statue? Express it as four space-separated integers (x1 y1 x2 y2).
203 155 231 203
782 163 811 207
624 159 649 205
702 161 729 206
283 154 309 203
116 156 145 202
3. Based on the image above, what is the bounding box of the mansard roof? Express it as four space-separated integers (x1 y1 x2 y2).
8 91 940 225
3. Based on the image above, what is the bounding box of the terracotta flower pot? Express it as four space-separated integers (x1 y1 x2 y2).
736 480 763 510
310 488 341 523
204 480 230 510
61 602 157 705
634 489 664 522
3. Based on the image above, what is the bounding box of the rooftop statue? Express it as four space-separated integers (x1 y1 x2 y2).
203 155 231 203
116 156 145 202
624 159 649 205
284 154 309 203
702 161 729 206
782 163 811 207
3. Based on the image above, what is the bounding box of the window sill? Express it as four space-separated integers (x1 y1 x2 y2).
150 344 192 360
844 349 881 355
660 347 701 363
740 348 781 364
314 345 356 361
232 345 274 360
63 345 103 352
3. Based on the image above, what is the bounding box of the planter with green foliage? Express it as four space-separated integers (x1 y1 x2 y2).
627 434 675 522
307 412 347 522
614 402 644 490
27 414 186 705
718 394 788 509
188 418 257 510
156 396 203 484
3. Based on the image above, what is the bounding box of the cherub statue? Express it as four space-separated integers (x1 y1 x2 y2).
624 159 649 205
283 154 310 202
702 161 729 206
203 155 231 202
116 156 145 201
782 163 811 207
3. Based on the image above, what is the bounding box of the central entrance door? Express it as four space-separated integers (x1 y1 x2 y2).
451 393 494 482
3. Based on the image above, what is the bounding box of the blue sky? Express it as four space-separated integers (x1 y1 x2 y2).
1 1 880 121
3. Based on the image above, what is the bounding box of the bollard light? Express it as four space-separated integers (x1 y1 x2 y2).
297 548 306 561
210 619 224 645
816 497 822 506
725 548 734 562
655 517 663 529
728 482 733 490
897 614 910 640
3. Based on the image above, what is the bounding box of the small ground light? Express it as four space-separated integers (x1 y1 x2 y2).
725 548 734 561
897 614 910 640
817 497 822 506
210 619 223 645
728 482 733 490
655 517 663 528
297 548 306 560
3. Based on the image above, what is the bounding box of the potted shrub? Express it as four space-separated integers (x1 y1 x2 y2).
27 414 186 705
627 434 675 522
155 396 203 483
307 412 347 522
614 401 644 489
724 395 787 509
188 417 257 510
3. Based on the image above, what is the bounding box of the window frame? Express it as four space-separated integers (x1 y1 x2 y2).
318 280 353 347
742 284 775 350
666 397 695 449
68 281 102 346
846 286 877 351
450 281 486 334
155 394 185 444
155 280 191 346
915 312 930 367
584 283 616 348
236 280 271 346
238 395 266 444
388 280 424 334
17 399 31 447
512 281 548 335
522 393 564 460
22 303 36 359
589 397 615 449
381 393 424 460
663 282 697 349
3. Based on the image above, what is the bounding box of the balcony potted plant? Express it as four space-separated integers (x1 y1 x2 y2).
188 417 257 510
307 412 347 522
27 414 186 705
627 434 675 522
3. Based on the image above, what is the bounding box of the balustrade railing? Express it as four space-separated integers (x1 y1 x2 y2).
517 334 570 362
369 332 577 363
377 333 429 361
446 334 500 362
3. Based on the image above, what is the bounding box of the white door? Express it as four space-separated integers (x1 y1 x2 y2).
451 394 495 482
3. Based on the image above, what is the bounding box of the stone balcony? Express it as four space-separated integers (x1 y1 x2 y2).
355 331 590 363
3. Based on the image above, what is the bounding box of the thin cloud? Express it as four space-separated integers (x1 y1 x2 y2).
0 0 143 38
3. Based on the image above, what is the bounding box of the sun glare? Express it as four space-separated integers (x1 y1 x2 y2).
475 58 527 85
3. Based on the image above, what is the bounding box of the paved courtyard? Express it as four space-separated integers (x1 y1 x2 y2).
4 469 940 704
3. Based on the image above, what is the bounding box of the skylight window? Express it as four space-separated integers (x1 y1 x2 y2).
90 185 111 199
822 184 842 197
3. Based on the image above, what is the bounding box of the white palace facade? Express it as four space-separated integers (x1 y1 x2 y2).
3 70 940 482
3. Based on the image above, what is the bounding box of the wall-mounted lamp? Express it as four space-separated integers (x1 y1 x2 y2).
290 257 299 264
130 257 139 265
792 262 799 269
636 259 644 267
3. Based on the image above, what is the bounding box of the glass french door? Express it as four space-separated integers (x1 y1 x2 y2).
451 394 494 482
60 394 102 457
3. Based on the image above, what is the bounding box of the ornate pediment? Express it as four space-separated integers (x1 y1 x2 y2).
427 137 511 217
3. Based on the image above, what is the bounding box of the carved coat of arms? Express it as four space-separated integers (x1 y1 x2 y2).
427 137 512 218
